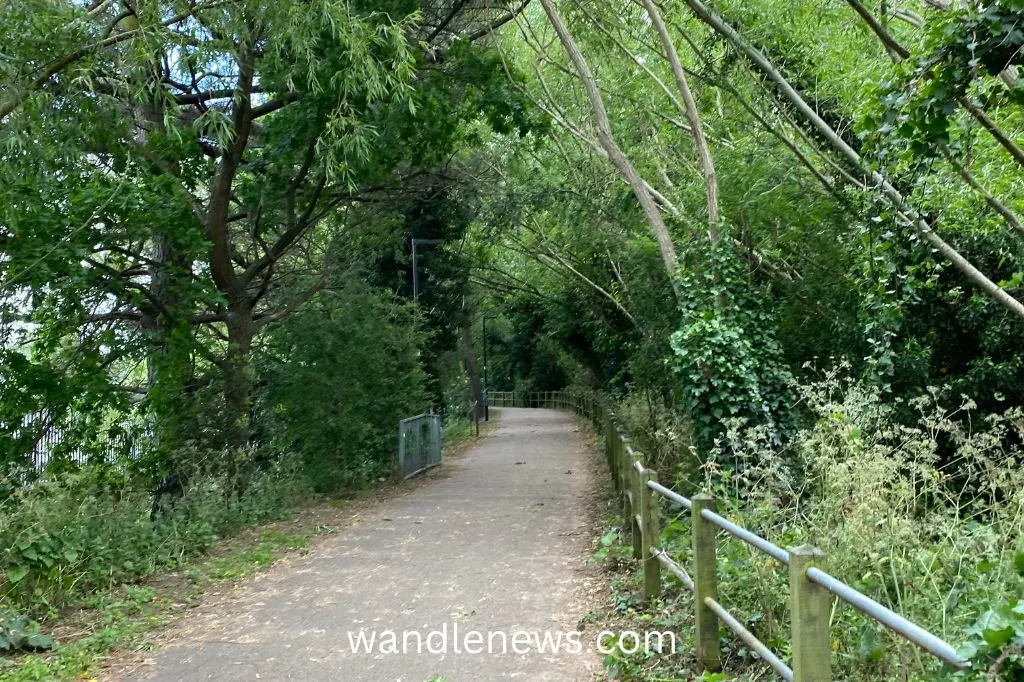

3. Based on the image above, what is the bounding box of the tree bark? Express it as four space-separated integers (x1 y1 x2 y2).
204 37 257 457
538 0 682 300
132 83 195 460
459 319 485 421
640 0 720 239
224 300 254 454
940 144 1024 239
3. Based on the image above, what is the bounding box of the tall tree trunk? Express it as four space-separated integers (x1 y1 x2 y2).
134 92 194 462
640 0 720 240
205 36 256 466
142 230 194 454
538 0 682 300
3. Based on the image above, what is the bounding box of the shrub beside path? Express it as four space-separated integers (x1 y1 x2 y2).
111 408 604 682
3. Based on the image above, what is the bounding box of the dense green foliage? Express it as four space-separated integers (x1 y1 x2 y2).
3 0 1024 679
257 281 430 491
0 1 534 672
0 0 536 485
461 1 1024 679
0 464 304 616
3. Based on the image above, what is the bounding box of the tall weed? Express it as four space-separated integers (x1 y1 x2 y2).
620 369 1024 679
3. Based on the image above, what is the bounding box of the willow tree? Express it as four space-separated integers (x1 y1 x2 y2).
0 0 538 472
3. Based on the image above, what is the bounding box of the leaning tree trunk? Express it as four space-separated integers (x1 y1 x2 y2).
539 0 683 300
640 0 720 239
680 0 1024 321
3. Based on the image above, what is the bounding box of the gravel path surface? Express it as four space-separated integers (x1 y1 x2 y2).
115 407 603 682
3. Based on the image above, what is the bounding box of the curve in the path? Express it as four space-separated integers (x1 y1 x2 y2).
115 408 601 682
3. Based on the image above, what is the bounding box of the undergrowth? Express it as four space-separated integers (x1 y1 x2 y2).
0 461 311 680
0 463 307 617
606 370 1024 681
443 416 478 450
0 525 314 681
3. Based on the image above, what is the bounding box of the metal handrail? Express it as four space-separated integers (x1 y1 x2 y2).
647 480 691 510
699 508 790 566
653 543 794 679
651 547 694 592
514 389 969 677
623 407 967 672
399 412 434 424
806 567 964 669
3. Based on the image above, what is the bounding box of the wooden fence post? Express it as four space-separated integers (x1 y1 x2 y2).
692 493 721 671
619 435 629 513
611 419 619 490
619 435 632 529
628 447 643 560
640 468 661 601
604 414 618 490
610 420 618 485
789 546 831 682
611 418 620 491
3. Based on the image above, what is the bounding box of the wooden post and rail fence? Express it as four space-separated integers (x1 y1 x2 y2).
487 390 967 681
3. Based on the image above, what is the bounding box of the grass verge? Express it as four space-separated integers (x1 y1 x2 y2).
0 523 318 682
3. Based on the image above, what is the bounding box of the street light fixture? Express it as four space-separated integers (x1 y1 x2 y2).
411 238 443 302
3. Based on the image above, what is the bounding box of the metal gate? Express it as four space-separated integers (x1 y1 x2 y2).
397 413 442 479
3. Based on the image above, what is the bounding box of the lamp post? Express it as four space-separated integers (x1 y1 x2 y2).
482 311 498 421
411 238 443 302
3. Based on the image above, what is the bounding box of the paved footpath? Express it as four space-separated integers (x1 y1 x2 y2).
114 408 603 682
